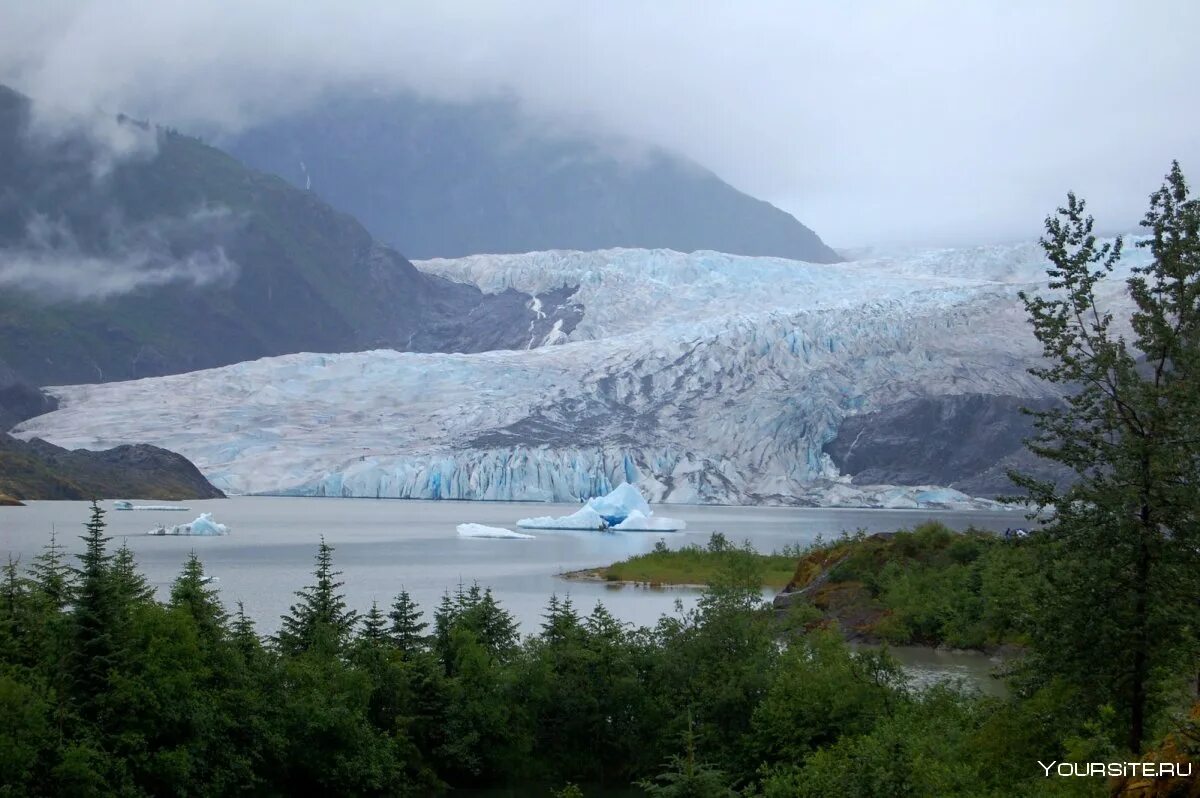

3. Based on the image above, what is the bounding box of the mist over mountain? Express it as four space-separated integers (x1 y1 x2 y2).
0 85 576 388
226 93 841 262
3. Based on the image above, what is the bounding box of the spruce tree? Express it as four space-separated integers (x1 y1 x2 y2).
1012 163 1200 752
276 537 358 655
111 541 155 609
29 529 73 613
231 601 263 663
359 600 388 646
0 557 31 660
170 552 228 641
540 594 582 647
69 500 118 713
388 588 428 656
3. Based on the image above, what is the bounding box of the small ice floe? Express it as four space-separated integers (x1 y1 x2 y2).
114 500 189 511
611 509 686 532
516 483 684 531
457 523 534 539
146 513 230 536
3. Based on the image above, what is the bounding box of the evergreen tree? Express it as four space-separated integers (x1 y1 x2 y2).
0 557 32 661
465 586 520 661
639 714 737 798
28 529 73 613
360 600 389 646
111 540 155 608
433 589 459 672
169 552 228 641
540 593 583 647
277 537 358 655
388 588 429 656
1012 163 1200 752
68 500 118 713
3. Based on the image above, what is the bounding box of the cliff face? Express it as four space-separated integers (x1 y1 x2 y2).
0 433 224 500
0 358 56 431
823 394 1075 497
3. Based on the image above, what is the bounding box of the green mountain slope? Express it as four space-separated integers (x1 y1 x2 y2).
0 433 224 501
0 85 569 388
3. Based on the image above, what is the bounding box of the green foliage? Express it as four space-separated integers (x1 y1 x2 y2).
639 715 737 797
1012 163 1200 752
795 523 1039 649
276 536 359 656
388 588 429 656
596 533 798 588
2 495 1193 795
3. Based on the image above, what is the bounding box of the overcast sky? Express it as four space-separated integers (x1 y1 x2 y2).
2 1 1197 248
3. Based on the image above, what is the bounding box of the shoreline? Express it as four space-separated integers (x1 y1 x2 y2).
557 567 711 590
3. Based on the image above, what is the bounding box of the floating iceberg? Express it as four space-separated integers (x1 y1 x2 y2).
584 482 651 525
457 523 534 539
147 512 230 536
114 500 189 511
611 509 686 532
517 484 683 531
517 506 609 531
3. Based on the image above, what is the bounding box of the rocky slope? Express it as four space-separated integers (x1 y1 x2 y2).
0 433 224 501
226 92 840 263
822 394 1075 497
0 358 57 431
0 85 577 388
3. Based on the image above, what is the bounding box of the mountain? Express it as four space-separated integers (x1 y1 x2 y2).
0 85 577 388
822 394 1075 498
225 93 841 262
15 241 1137 506
0 357 57 430
0 432 224 501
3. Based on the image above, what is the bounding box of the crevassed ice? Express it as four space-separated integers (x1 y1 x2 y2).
15 241 1149 507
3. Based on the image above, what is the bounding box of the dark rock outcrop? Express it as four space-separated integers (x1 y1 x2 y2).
824 394 1074 497
0 358 57 430
0 432 224 500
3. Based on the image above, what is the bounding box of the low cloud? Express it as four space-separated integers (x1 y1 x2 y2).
1 2 1198 247
0 209 241 302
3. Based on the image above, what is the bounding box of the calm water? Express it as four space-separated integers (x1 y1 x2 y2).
1 497 1020 639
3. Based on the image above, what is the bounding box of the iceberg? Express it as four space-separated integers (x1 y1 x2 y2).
611 509 686 532
114 500 189 511
584 482 651 525
517 484 683 531
517 506 609 531
147 512 230 536
457 523 534 539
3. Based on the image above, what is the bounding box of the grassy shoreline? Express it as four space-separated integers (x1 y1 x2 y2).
560 533 800 588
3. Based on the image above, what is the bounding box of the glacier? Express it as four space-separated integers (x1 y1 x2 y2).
12 241 1151 506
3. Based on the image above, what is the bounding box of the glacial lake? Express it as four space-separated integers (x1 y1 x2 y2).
1 497 1020 691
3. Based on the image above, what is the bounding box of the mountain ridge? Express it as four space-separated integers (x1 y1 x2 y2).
0 84 576 388
0 432 224 501
226 93 841 263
